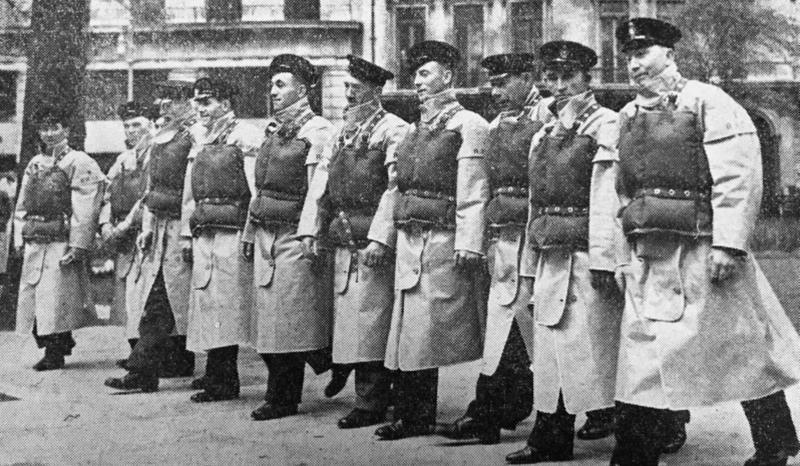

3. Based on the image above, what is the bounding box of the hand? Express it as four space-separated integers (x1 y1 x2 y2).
181 246 193 263
708 247 741 284
590 270 618 296
241 242 254 262
100 224 114 242
60 247 88 267
362 241 389 268
137 231 154 252
454 250 484 272
300 237 318 261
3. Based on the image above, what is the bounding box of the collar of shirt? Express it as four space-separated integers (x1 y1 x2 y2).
419 89 459 124
498 86 542 122
133 133 152 164
344 99 381 125
273 98 312 125
556 90 597 130
45 140 70 160
153 107 196 143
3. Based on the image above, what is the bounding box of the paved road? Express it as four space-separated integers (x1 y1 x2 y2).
0 327 798 465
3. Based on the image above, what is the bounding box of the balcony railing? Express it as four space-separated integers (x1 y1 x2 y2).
165 0 355 23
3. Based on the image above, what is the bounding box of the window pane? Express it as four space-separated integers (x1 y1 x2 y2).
454 4 485 88
84 70 128 120
599 1 628 83
396 7 426 89
165 0 206 23
207 0 242 22
242 0 283 21
511 1 543 53
285 0 320 20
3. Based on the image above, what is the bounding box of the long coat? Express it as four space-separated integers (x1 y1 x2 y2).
383 91 491 371
527 92 623 414
297 103 410 363
99 141 148 333
15 146 104 335
615 78 800 409
244 99 336 354
185 112 262 352
480 93 553 376
132 118 199 337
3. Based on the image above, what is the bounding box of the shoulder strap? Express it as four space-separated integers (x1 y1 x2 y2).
435 104 464 131
573 102 602 131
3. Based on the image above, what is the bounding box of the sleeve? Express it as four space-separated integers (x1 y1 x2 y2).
302 118 336 167
700 85 757 144
180 159 195 240
367 117 410 248
706 132 762 253
588 113 621 272
68 155 105 250
296 140 333 239
99 155 122 227
13 162 33 249
451 111 490 254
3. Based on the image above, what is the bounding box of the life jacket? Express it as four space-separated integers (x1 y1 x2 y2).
485 111 544 228
110 156 146 223
22 156 72 242
248 112 315 227
190 121 250 235
326 110 388 249
618 81 713 237
527 103 601 251
394 105 462 230
145 127 193 219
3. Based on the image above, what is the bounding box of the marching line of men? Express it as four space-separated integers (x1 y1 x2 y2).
10 16 800 466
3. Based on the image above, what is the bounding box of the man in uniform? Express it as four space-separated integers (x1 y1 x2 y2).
297 54 410 428
440 52 550 445
611 18 800 466
15 106 104 370
105 72 200 392
98 101 151 349
374 40 490 440
0 155 17 305
505 41 623 464
242 54 336 421
185 77 262 402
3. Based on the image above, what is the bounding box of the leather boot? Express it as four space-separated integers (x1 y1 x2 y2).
33 347 65 371
104 372 158 392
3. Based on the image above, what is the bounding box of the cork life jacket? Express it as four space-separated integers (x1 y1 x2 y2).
22 151 72 242
110 155 146 223
394 105 462 229
485 111 544 228
145 126 193 218
527 103 601 251
190 120 250 235
248 112 315 227
326 109 388 248
618 81 713 237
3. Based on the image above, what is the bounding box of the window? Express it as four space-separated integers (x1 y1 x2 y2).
396 6 426 89
454 4 485 88
165 0 205 23
510 1 544 54
131 0 166 26
84 70 129 120
242 0 283 21
284 0 319 20
90 0 131 27
0 71 17 122
599 0 629 83
207 0 242 22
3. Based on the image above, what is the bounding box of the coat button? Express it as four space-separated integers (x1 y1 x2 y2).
412 268 420 275
673 287 681 295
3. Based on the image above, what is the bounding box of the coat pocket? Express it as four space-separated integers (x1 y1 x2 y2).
334 248 352 295
192 237 212 290
394 230 424 291
23 245 45 286
533 249 572 327
490 236 522 306
256 229 276 288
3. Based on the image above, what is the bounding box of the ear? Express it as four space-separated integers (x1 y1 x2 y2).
665 47 676 62
297 83 309 99
442 67 454 86
222 99 233 112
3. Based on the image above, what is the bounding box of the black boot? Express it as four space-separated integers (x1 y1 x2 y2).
742 391 800 466
160 336 195 378
324 364 352 398
33 347 65 371
507 396 576 464
104 371 158 392
191 346 239 403
610 403 667 466
662 410 690 454
577 407 615 440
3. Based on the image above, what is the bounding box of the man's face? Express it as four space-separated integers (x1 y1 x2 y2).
122 116 150 149
38 122 69 150
270 72 306 112
413 61 452 101
344 76 379 107
626 45 673 88
195 97 228 128
490 73 534 111
542 67 589 102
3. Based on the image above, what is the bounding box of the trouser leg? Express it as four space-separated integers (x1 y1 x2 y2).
586 406 615 423
395 368 438 427
526 392 576 453
611 402 669 466
354 361 390 413
262 352 305 406
126 271 175 376
32 321 74 355
742 390 800 457
304 347 333 375
162 335 195 374
204 345 239 395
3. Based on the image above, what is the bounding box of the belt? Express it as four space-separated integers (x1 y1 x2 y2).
634 187 710 200
257 188 304 202
24 214 67 222
493 186 528 198
535 206 589 216
402 189 455 203
197 197 247 205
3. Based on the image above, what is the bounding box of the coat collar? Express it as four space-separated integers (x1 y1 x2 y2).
419 89 459 124
556 90 596 129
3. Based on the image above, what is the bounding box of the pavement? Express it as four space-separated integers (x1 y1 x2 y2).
0 326 799 466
